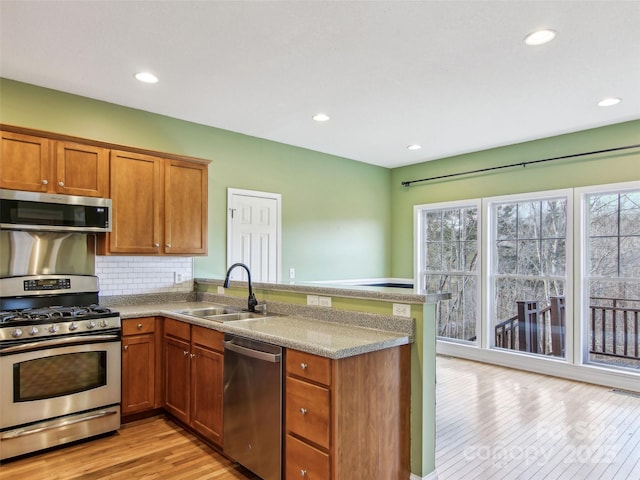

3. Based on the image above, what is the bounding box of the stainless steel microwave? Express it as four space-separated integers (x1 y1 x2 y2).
0 189 111 233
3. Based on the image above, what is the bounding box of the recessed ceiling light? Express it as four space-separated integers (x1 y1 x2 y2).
407 144 422 151
523 29 556 46
597 97 622 107
135 72 159 84
312 113 330 122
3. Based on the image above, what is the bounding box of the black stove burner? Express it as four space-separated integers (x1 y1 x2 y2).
0 305 114 324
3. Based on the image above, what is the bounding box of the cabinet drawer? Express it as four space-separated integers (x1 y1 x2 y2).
286 434 330 480
286 376 330 449
191 325 224 352
286 350 331 386
164 318 190 341
123 317 155 336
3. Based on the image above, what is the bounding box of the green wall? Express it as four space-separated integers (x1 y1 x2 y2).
390 120 640 278
0 78 392 281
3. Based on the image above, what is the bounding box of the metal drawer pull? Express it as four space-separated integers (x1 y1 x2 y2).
300 469 307 476
58 181 64 187
300 362 308 370
183 350 189 357
137 323 143 329
300 407 308 415
190 353 196 359
124 345 128 351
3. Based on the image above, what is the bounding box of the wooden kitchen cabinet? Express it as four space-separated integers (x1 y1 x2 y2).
285 347 410 479
98 151 208 255
163 318 224 446
121 317 159 415
0 130 109 197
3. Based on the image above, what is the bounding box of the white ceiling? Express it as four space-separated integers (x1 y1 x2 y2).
1 1 639 168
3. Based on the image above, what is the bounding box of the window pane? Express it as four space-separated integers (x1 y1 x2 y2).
425 211 442 241
542 200 566 239
589 237 618 276
426 242 443 271
518 240 542 275
620 237 640 278
496 204 517 240
496 241 517 274
462 208 478 241
517 202 540 239
589 194 618 236
541 239 566 276
620 192 640 236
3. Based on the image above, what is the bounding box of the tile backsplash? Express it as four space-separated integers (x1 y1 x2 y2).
95 256 193 296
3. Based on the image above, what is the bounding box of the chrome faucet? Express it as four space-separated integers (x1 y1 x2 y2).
223 263 258 312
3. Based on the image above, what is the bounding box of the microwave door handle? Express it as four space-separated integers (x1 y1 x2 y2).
1 334 120 354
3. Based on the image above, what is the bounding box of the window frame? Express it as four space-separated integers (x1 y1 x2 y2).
414 198 482 345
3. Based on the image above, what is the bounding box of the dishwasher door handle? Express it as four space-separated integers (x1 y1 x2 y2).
224 340 281 363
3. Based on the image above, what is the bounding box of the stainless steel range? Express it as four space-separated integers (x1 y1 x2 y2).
0 274 121 461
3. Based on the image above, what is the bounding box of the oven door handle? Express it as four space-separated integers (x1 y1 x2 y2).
1 334 120 354
1 409 119 440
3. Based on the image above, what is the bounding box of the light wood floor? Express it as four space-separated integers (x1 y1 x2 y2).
2 357 638 479
436 356 640 480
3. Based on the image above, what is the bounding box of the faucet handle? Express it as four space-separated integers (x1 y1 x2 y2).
255 303 267 315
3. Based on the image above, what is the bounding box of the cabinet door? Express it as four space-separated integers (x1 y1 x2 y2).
164 159 208 255
55 142 109 197
122 333 155 414
163 336 191 423
107 150 163 253
190 343 224 445
0 131 50 192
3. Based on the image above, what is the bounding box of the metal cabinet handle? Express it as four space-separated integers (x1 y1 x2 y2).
124 345 129 351
183 350 189 357
300 469 307 476
137 323 143 329
190 353 196 359
300 363 308 370
166 244 171 248
42 179 48 185
58 181 64 187
154 243 160 248
300 408 308 415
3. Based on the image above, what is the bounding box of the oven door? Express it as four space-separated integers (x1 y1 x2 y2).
0 334 121 430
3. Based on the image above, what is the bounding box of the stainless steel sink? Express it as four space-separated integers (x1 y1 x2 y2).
174 305 276 323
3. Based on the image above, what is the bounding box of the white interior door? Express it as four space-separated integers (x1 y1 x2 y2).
227 188 281 283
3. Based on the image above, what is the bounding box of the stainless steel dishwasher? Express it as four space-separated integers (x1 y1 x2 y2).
223 334 282 480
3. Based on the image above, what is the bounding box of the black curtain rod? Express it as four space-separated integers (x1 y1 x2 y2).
401 144 640 187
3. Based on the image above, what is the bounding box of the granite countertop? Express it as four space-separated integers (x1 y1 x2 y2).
115 302 410 359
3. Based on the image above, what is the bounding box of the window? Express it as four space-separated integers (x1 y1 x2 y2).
416 201 479 343
490 194 568 358
585 188 640 370
416 182 639 380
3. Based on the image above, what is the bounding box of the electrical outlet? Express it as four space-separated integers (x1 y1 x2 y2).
217 286 225 294
307 295 319 306
174 272 184 284
392 303 411 317
318 296 332 308
289 267 295 279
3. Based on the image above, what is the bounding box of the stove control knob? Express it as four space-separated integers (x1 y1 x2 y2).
100 319 109 328
28 327 39 336
48 324 59 333
12 328 23 338
69 322 78 331
87 321 96 330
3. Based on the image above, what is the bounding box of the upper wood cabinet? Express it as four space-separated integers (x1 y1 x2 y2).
97 151 208 256
1 130 109 197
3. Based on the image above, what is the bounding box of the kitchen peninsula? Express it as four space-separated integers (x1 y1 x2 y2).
108 279 449 479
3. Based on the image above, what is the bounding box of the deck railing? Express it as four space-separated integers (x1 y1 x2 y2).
495 296 639 361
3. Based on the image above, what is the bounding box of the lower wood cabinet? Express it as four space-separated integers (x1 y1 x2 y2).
163 318 224 447
121 317 159 415
285 346 410 479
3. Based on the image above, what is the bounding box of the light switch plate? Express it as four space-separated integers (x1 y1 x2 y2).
217 286 225 294
307 295 319 306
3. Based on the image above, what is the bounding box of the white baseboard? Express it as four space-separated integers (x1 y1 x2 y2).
410 471 438 480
